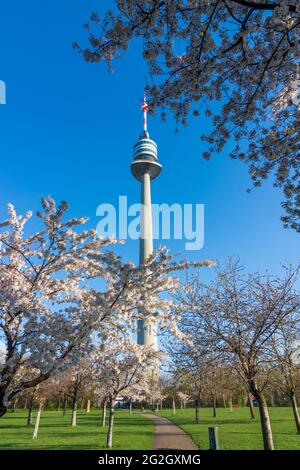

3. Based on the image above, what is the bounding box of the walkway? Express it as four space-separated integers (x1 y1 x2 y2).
143 414 198 450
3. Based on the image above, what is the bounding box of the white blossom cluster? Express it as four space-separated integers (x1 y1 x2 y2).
0 197 212 416
76 1 300 231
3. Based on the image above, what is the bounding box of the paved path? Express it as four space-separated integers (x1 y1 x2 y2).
143 414 198 450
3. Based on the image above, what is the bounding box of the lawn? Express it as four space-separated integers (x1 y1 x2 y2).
0 409 153 450
1 407 300 450
156 406 300 450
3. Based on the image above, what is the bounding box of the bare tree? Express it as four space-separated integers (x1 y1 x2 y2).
270 318 300 433
177 260 300 449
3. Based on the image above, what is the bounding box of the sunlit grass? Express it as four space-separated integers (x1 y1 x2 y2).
155 406 300 450
0 409 153 450
1 406 299 450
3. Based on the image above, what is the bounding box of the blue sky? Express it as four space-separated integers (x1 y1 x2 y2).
0 0 298 280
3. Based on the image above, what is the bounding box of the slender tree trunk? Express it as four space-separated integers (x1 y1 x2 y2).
156 402 159 412
248 393 256 420
0 405 7 417
57 398 61 412
228 396 233 412
195 399 200 424
71 398 77 426
160 398 163 410
129 401 132 415
172 397 176 416
212 395 217 418
106 398 115 448
290 392 300 434
0 391 7 418
256 391 274 450
86 400 91 413
27 400 34 425
23 397 28 410
180 401 183 410
12 397 19 412
151 396 155 412
63 394 67 416
102 400 107 427
269 394 275 407
222 394 227 408
32 402 43 439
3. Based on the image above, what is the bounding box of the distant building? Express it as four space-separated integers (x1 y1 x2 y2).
291 330 300 365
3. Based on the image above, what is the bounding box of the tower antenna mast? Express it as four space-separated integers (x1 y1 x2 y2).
141 91 149 132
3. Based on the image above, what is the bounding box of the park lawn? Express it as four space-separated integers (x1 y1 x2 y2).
156 406 300 450
0 409 153 450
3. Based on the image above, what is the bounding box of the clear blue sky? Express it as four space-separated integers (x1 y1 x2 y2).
0 0 298 279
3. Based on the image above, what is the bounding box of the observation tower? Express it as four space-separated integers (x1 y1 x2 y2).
131 94 162 351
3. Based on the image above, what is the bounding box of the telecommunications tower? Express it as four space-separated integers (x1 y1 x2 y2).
131 94 162 351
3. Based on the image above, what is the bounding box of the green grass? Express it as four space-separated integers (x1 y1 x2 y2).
0 409 153 450
1 407 300 450
155 406 300 450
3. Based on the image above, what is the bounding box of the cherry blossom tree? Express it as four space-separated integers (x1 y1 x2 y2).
0 196 211 417
92 340 161 448
0 196 118 416
177 391 189 410
62 360 92 427
77 1 300 231
146 376 168 411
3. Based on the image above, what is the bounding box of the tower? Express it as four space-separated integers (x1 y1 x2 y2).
291 329 300 365
131 94 162 350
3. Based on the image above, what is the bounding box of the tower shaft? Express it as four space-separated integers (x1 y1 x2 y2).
139 172 153 262
137 172 158 350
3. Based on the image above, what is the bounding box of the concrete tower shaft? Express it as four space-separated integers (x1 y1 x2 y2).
132 94 162 351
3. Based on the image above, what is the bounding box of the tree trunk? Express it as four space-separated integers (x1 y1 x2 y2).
27 401 34 425
32 402 43 439
160 398 163 410
102 400 107 427
129 401 132 415
180 401 183 410
195 399 200 424
172 397 176 416
248 393 256 420
228 396 233 412
212 395 217 418
0 404 7 417
86 400 91 413
23 397 28 410
12 397 19 412
56 398 61 412
63 394 67 417
269 394 275 407
222 394 227 408
290 392 300 434
256 391 274 450
106 398 115 448
71 399 77 426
